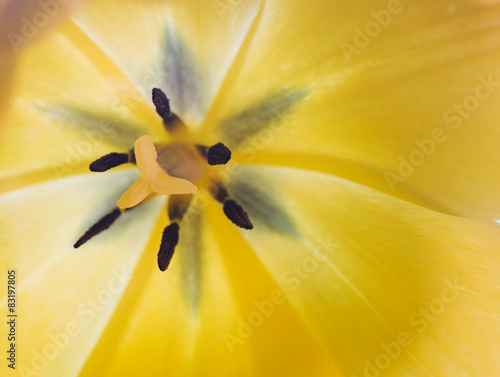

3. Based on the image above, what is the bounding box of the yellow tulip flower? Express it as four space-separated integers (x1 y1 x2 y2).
1 1 500 376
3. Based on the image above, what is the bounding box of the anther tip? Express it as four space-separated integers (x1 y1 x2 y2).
73 208 122 249
208 143 232 165
223 199 253 230
158 222 180 271
89 153 130 172
152 88 171 119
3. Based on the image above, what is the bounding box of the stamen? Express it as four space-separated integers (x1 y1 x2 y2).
196 143 232 165
89 152 130 172
74 208 122 248
163 113 186 132
207 181 253 229
152 88 171 118
152 88 186 132
128 147 136 164
208 143 232 165
168 194 193 221
211 182 229 203
223 199 253 230
158 222 180 271
154 195 193 272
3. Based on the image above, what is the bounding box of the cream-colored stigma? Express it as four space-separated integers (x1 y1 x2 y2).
117 135 198 210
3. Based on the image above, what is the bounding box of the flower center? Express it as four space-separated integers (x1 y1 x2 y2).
157 142 204 182
74 88 253 272
116 135 198 210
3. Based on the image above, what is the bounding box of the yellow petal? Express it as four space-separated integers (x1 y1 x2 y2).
0 170 163 377
0 20 164 191
77 197 340 377
206 0 500 219
227 164 500 376
71 0 263 127
117 176 154 210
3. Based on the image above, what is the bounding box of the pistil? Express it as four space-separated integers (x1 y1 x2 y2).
117 135 198 210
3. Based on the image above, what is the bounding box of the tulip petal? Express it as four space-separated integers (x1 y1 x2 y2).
208 0 500 218
0 21 164 191
0 170 163 377
76 196 340 377
226 164 500 377
71 0 263 128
